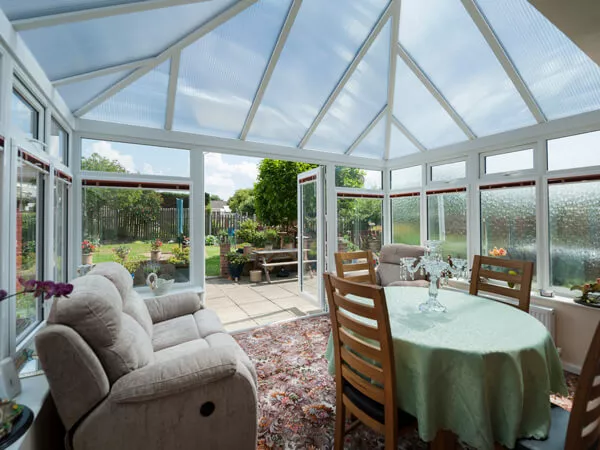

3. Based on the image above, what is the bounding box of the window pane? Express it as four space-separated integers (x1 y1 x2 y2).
389 124 419 159
549 181 600 288
0 0 145 21
547 130 600 171
50 119 68 165
54 179 69 282
431 161 466 182
485 149 533 174
81 139 190 177
82 188 191 286
16 162 44 338
351 117 386 160
337 197 382 253
391 196 420 245
480 186 536 282
57 70 132 112
12 91 39 139
427 191 467 259
391 166 421 190
335 167 382 190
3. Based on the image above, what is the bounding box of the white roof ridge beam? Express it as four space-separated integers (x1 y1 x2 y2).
460 0 547 123
52 58 154 86
165 52 181 130
397 43 476 140
346 106 387 156
239 0 302 140
73 0 257 117
298 2 393 148
12 0 216 31
384 0 401 160
392 115 426 152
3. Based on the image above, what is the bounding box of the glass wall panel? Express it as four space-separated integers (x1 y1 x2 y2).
337 197 383 254
484 149 533 174
12 91 39 139
547 130 600 171
391 166 421 190
335 167 382 190
57 70 132 112
391 195 420 245
54 179 69 282
82 187 191 286
427 191 467 259
480 186 537 281
50 119 68 165
549 180 600 289
431 161 466 182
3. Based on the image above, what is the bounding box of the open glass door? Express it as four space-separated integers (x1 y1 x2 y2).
297 167 324 307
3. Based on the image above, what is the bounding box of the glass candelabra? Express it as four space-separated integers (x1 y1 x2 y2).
400 240 468 312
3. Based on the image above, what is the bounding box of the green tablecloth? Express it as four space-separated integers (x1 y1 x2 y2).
324 286 567 450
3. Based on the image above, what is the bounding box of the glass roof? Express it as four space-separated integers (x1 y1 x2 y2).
3 0 600 162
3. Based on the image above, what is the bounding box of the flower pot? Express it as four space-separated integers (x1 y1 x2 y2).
229 263 245 281
150 250 161 262
265 243 273 251
243 245 253 255
283 243 294 249
82 253 93 265
250 270 262 283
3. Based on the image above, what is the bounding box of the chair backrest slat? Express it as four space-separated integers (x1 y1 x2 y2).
333 292 378 320
335 251 377 285
339 327 382 361
340 346 384 384
341 365 386 403
336 310 380 341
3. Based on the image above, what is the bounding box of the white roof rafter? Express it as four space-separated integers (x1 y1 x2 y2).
239 0 302 140
460 0 547 123
384 0 401 160
392 115 426 152
12 0 216 31
52 58 154 86
298 2 393 148
73 0 258 118
346 105 387 156
165 51 181 130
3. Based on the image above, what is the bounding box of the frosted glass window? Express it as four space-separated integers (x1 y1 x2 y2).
431 161 466 182
427 191 467 259
548 130 600 171
0 0 143 20
306 21 390 153
337 197 383 253
485 149 534 174
351 117 386 159
391 196 420 245
393 58 467 148
389 124 419 159
20 0 237 80
11 90 39 139
477 0 600 120
399 0 535 136
335 167 382 190
57 70 131 112
549 180 600 288
480 186 537 280
246 0 389 147
84 60 170 128
50 119 68 165
81 139 190 177
391 166 421 190
173 0 291 138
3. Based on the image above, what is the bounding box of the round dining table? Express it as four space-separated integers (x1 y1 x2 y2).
324 286 567 450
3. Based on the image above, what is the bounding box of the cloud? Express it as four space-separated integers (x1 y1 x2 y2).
204 153 259 200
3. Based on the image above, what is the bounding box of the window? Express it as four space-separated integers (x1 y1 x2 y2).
484 148 534 174
391 166 422 190
50 119 68 165
430 161 466 182
11 90 39 139
335 166 382 190
549 178 600 289
391 194 420 245
54 175 69 282
480 184 537 281
337 195 383 254
427 190 467 259
547 130 600 171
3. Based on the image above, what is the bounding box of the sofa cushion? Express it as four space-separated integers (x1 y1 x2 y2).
380 244 425 264
194 309 226 338
90 262 134 301
106 315 154 383
153 339 210 365
205 333 257 384
152 315 200 352
123 290 153 337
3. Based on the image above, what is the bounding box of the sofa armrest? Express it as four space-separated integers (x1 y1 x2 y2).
111 348 237 404
144 291 202 323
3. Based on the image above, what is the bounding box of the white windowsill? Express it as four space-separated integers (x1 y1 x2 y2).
135 283 205 301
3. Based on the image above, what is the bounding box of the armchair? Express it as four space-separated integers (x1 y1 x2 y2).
376 244 429 287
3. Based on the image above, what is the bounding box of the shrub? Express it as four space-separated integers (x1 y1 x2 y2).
205 235 219 246
236 219 259 244
168 246 190 266
226 252 250 266
264 229 279 245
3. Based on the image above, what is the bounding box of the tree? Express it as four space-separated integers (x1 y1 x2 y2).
228 188 255 216
205 193 212 215
254 159 317 229
335 166 366 189
209 194 222 201
81 153 128 173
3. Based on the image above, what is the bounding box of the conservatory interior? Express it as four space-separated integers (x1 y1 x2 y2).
1 0 600 449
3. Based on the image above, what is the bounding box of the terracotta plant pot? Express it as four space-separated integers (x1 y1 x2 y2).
150 250 161 262
243 245 253 255
82 253 93 265
283 243 294 249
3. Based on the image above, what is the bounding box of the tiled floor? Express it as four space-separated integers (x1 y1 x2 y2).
205 277 323 332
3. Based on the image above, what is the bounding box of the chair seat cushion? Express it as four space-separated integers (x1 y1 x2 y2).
516 405 570 450
152 315 200 352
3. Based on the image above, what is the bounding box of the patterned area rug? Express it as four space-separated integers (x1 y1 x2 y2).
234 315 577 450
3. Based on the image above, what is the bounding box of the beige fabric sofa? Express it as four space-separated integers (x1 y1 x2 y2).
376 244 429 287
36 262 257 450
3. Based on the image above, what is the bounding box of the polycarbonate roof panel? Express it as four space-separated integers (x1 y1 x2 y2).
306 21 390 154
0 0 143 20
246 0 389 147
399 0 536 137
389 124 419 159
476 0 600 120
393 58 467 149
19 0 237 80
173 0 291 138
57 70 131 112
352 116 386 159
83 60 170 128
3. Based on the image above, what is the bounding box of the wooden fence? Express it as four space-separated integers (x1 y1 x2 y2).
205 211 255 236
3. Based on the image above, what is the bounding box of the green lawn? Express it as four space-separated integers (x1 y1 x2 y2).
206 245 220 277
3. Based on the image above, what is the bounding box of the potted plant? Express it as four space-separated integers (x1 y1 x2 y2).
571 279 600 307
123 257 143 279
112 245 131 263
264 229 279 250
150 239 163 262
226 252 250 281
283 234 295 249
81 240 96 265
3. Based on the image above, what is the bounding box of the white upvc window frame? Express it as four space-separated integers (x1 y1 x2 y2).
428 157 468 186
479 143 537 180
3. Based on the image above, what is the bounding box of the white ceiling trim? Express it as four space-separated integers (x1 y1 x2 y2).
346 106 387 156
52 58 154 86
392 115 426 152
384 0 401 160
164 52 180 130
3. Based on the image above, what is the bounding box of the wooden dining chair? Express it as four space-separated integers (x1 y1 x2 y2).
517 319 600 450
469 255 534 313
324 273 415 450
334 250 377 285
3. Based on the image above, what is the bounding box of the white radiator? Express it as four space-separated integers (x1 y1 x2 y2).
529 304 556 342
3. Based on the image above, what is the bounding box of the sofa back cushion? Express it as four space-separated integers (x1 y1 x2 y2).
377 244 427 286
90 262 134 301
123 290 153 337
48 275 153 383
